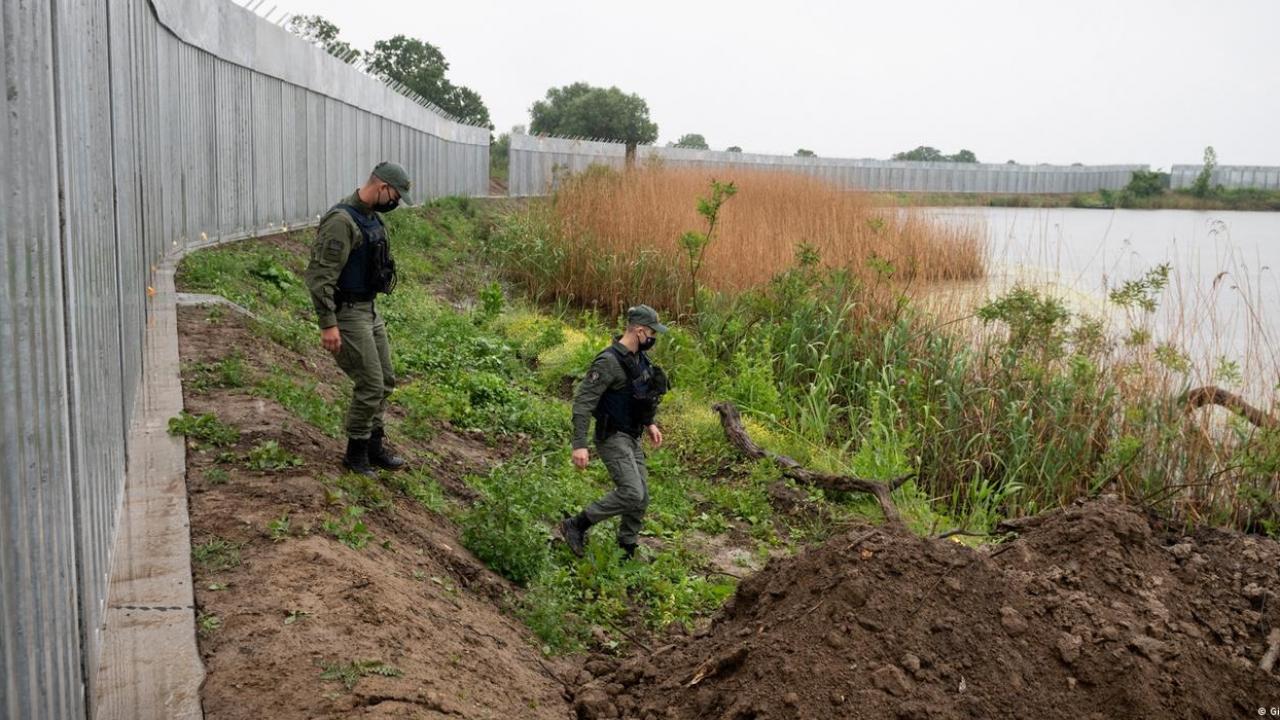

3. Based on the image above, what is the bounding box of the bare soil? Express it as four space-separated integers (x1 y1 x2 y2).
574 499 1280 719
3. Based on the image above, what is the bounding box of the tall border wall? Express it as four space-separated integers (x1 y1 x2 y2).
507 133 1146 197
1 1 487 717
1169 165 1280 191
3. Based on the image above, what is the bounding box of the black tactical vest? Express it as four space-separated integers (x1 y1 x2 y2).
593 346 669 441
334 204 396 300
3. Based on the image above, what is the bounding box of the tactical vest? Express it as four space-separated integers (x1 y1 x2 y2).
333 204 397 301
593 346 669 441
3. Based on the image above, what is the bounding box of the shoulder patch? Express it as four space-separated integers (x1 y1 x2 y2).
587 369 602 382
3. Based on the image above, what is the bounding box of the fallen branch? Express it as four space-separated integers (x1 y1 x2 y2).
935 528 987 540
1184 386 1277 428
686 646 749 687
712 402 911 527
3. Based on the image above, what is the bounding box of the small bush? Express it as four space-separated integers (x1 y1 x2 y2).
244 440 302 472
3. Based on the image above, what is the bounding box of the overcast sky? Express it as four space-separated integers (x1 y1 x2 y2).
256 0 1279 167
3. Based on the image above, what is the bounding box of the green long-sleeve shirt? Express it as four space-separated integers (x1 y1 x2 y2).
303 191 373 329
571 339 664 449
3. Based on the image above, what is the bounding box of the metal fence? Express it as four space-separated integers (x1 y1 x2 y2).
1169 165 1280 191
1 0 488 717
507 133 1147 197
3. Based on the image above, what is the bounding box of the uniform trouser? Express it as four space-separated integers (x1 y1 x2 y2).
334 301 395 440
584 432 650 545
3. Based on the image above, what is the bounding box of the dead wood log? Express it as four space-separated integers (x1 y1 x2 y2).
1184 386 1277 429
712 401 911 526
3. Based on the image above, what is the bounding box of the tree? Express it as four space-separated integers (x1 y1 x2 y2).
795 148 816 157
1191 145 1217 198
726 146 743 153
893 146 979 163
893 146 944 162
365 35 492 128
672 133 709 150
287 14 359 60
529 83 658 154
1124 169 1167 198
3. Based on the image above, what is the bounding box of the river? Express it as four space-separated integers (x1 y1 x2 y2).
925 207 1280 401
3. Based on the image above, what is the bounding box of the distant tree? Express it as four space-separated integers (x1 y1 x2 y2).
1006 159 1017 164
893 145 944 162
893 145 978 162
1191 145 1217 198
726 146 743 153
529 82 659 155
366 35 492 128
286 14 359 60
795 148 816 157
672 133 709 150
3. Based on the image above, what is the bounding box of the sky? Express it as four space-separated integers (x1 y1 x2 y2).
253 0 1279 167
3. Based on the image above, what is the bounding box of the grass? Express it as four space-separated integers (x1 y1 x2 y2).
192 537 242 572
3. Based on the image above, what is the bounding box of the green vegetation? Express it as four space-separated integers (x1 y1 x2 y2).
530 82 659 151
322 505 374 550
892 146 978 163
319 659 402 690
192 537 242 572
794 148 816 157
168 412 240 448
176 183 1278 662
671 133 709 150
245 440 303 472
287 16 492 128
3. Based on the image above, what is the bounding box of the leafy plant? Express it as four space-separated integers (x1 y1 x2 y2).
267 514 291 542
319 659 402 690
323 506 373 549
244 440 303 472
679 179 737 316
168 412 240 448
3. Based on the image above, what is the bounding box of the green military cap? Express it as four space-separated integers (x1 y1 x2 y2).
372 161 413 205
626 304 668 333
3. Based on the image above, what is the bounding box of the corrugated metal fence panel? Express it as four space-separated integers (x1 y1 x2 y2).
5 0 488 716
1170 164 1280 191
2 4 86 720
51 2 128 710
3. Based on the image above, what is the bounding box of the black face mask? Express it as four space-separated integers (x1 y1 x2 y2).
639 336 657 352
372 187 400 213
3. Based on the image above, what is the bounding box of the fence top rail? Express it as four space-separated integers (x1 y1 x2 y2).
148 0 489 145
510 133 1146 173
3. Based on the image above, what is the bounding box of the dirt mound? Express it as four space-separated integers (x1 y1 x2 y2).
577 500 1280 719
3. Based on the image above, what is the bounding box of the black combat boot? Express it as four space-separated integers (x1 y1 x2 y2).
368 427 406 470
558 512 593 557
342 437 378 478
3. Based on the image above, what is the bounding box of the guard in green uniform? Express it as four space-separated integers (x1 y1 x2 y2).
559 305 670 559
304 162 412 478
